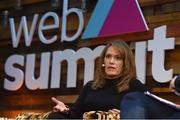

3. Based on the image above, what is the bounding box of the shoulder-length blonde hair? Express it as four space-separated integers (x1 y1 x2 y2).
92 40 136 92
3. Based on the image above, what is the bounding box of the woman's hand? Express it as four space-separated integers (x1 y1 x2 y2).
169 76 177 92
51 97 69 112
108 108 120 114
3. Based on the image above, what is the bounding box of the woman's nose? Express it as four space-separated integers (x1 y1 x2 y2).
110 57 115 63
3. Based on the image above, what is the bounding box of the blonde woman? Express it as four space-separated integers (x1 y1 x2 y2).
48 40 147 119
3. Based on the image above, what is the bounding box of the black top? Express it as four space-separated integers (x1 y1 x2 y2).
66 79 148 118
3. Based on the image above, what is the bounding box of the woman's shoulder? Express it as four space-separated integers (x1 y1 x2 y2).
83 80 94 90
129 79 143 86
129 79 148 92
85 80 93 86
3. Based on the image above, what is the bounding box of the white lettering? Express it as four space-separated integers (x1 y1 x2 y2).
9 14 38 48
4 25 176 91
50 46 104 88
25 52 50 90
9 0 84 47
38 12 59 44
61 0 84 42
4 46 104 91
135 41 147 84
4 55 24 91
148 25 174 83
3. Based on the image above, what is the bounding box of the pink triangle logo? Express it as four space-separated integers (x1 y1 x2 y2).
82 0 149 39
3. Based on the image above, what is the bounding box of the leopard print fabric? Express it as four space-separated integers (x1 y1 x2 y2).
14 110 119 119
15 112 51 120
83 111 120 120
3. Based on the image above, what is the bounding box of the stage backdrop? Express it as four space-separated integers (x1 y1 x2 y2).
0 0 180 117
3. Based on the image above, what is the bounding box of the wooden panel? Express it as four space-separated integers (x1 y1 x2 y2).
0 95 53 106
139 0 179 7
0 0 48 10
147 12 180 24
57 95 79 103
77 23 180 47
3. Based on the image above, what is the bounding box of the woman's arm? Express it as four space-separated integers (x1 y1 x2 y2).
49 81 92 119
68 81 92 118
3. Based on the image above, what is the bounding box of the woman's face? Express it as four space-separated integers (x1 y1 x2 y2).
104 46 124 78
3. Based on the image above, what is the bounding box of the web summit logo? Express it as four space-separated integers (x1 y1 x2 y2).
9 0 149 48
82 0 149 39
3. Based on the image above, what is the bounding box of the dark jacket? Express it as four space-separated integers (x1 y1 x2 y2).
48 79 147 119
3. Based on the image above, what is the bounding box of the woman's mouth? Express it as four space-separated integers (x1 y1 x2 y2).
107 66 116 70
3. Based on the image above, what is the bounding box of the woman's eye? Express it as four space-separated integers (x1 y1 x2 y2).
105 54 111 59
115 56 122 60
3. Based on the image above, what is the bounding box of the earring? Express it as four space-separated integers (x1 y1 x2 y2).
102 64 105 67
